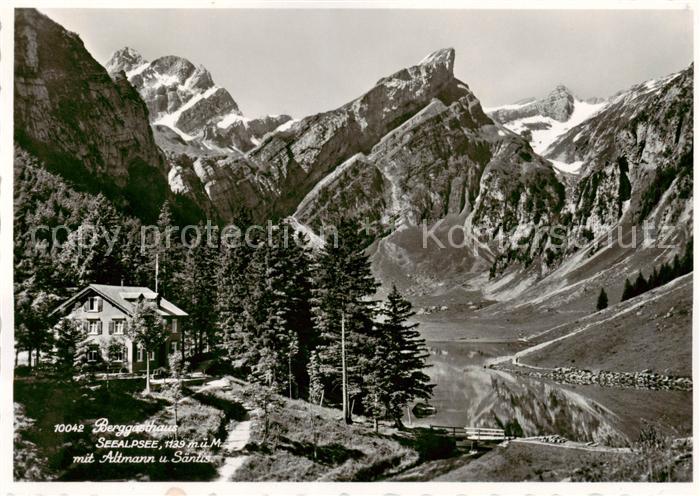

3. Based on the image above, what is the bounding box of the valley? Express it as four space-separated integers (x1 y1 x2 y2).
11 7 693 483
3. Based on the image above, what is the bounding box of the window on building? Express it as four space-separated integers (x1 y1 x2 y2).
88 320 100 335
87 349 99 362
137 346 144 362
170 341 178 354
88 296 101 312
148 351 155 361
114 319 125 335
113 348 124 362
172 319 178 334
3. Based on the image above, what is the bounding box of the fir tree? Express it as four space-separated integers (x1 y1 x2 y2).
681 238 693 273
312 218 378 423
53 318 84 374
151 202 182 299
632 271 648 297
621 278 634 302
179 223 219 357
376 285 433 428
58 194 127 286
15 289 58 368
596 288 608 311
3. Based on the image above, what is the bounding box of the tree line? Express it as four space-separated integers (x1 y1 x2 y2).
595 238 692 311
14 155 433 427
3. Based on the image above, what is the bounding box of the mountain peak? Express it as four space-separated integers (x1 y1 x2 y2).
105 46 146 74
551 84 572 95
418 47 455 74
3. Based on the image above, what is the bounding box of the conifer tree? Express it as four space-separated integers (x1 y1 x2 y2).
218 208 255 365
59 194 127 286
53 318 84 374
621 278 634 302
596 288 608 311
374 285 433 428
671 254 682 279
312 218 378 424
633 271 648 297
180 222 219 356
681 238 693 273
151 202 182 299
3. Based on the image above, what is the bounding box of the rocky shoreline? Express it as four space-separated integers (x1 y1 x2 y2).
494 364 692 391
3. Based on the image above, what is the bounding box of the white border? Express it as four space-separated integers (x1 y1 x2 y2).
0 1 697 495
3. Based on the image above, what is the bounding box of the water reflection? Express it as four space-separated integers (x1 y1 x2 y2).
408 341 627 446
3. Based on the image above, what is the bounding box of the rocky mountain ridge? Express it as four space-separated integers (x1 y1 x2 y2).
105 47 292 154
13 9 189 222
15 9 693 305
486 86 608 173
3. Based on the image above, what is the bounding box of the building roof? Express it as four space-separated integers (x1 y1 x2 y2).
50 284 188 318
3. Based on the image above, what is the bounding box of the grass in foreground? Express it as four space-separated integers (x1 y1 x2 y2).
232 397 425 481
13 377 219 481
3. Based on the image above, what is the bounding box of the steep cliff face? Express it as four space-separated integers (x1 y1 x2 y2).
168 48 495 222
489 85 576 124
104 47 292 153
290 53 567 289
14 9 178 222
548 66 693 241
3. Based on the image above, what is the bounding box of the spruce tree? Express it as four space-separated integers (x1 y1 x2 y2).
54 318 84 374
632 271 648 297
217 211 255 367
377 285 433 428
681 238 693 274
179 223 219 357
596 288 608 311
621 278 634 302
312 218 378 423
58 194 127 286
671 254 682 279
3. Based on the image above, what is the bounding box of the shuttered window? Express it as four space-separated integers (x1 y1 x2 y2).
88 320 101 335
87 297 102 312
110 319 125 335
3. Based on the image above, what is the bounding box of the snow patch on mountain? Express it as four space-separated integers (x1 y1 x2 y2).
501 99 607 156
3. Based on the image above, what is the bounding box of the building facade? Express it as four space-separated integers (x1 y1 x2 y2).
51 284 187 373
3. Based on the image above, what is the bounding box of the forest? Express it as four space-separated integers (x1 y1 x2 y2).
14 147 434 428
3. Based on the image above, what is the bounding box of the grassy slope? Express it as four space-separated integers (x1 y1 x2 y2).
518 274 692 375
232 396 420 481
436 438 691 482
437 441 632 481
13 377 220 481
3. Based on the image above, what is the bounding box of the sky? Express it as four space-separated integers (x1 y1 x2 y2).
42 8 693 119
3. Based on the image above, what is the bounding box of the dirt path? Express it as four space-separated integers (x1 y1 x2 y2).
193 377 254 482
216 419 252 482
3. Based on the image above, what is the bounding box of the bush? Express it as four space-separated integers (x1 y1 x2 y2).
203 359 234 376
412 429 456 461
15 365 32 377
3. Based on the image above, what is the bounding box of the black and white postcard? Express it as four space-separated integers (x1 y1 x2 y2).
0 1 696 495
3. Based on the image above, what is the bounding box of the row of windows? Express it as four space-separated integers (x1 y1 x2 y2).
86 341 179 362
86 319 177 335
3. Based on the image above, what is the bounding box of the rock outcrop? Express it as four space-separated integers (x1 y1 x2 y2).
14 8 176 221
104 47 292 153
549 66 693 241
489 85 576 124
